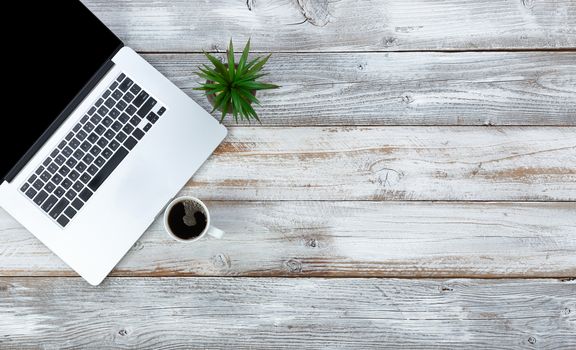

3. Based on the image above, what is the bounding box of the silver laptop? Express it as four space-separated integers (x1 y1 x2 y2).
0 1 226 285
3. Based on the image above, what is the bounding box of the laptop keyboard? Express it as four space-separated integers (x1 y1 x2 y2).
19 73 166 227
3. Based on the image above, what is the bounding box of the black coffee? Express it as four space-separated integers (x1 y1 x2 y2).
167 201 208 240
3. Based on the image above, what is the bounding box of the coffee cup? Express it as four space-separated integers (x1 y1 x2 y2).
163 196 224 242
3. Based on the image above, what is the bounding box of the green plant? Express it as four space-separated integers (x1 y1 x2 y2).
194 39 279 124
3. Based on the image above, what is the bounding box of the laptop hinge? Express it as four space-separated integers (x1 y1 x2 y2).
3 45 122 183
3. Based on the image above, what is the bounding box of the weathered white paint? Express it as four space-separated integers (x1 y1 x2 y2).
184 127 576 201
143 52 576 126
0 278 574 349
81 0 576 51
1 202 574 277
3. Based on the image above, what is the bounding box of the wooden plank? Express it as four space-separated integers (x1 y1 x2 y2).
145 52 576 126
81 0 576 52
184 127 576 201
0 277 574 348
1 202 574 277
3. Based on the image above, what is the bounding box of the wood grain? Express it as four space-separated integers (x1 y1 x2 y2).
1 202 574 277
0 277 574 349
183 127 576 201
81 0 576 52
144 52 576 126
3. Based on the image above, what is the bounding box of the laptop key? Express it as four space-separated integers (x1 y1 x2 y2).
65 189 76 200
102 148 113 159
124 136 138 150
35 166 45 175
77 130 87 140
80 115 89 123
115 132 127 142
157 107 166 116
118 113 130 123
95 98 104 107
110 108 120 119
69 138 80 149
40 171 51 182
133 91 149 107
54 187 65 197
58 165 70 177
137 97 156 118
28 174 37 183
49 198 69 219
75 161 87 172
44 182 56 193
80 173 91 184
61 179 73 189
47 163 58 174
119 77 133 91
104 130 115 140
103 90 111 99
41 195 58 213
104 98 115 108
87 165 98 175
66 158 77 168
88 107 96 115
87 133 98 143
129 83 141 95
146 112 159 124
83 121 95 132
64 207 77 219
122 92 134 103
83 154 95 164
98 105 110 116
110 81 119 90
111 121 122 132
20 183 30 192
94 156 105 167
73 181 83 192
65 132 74 141
88 147 129 192
55 155 66 165
25 188 37 199
97 138 108 148
126 105 137 115
90 115 102 125
143 123 152 132
112 90 123 100
43 158 52 167
57 215 70 227
57 141 66 150
79 188 93 201
129 116 141 126
117 73 126 82
69 170 80 181
81 141 92 151
102 117 113 127
89 145 101 156
109 140 120 150
34 190 49 206
133 128 145 140
33 179 44 190
73 124 81 132
122 124 134 135
73 149 85 160
116 100 127 111
71 198 84 210
95 125 106 135
62 147 73 157
52 174 63 184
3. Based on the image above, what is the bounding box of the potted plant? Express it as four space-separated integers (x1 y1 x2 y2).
194 39 279 124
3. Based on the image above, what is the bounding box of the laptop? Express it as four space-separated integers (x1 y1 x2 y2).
0 1 227 285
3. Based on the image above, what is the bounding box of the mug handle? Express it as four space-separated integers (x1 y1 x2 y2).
207 226 225 239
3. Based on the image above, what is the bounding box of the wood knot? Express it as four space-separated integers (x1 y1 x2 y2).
118 329 128 336
521 0 535 9
563 307 571 315
305 238 320 248
246 0 254 11
211 253 232 270
528 336 536 344
382 37 399 47
401 95 414 104
440 286 453 292
357 62 366 71
284 259 303 273
131 240 144 251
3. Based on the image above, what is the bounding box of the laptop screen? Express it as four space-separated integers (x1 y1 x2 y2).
3 0 122 180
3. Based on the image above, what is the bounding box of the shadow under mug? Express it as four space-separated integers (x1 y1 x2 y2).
163 196 224 242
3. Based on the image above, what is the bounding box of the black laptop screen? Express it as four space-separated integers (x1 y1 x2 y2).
3 0 122 180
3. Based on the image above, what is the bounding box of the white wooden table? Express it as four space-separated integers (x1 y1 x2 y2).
1 1 575 348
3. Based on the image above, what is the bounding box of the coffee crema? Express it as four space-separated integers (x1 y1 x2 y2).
167 201 208 240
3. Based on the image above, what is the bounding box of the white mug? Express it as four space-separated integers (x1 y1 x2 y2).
163 196 224 242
